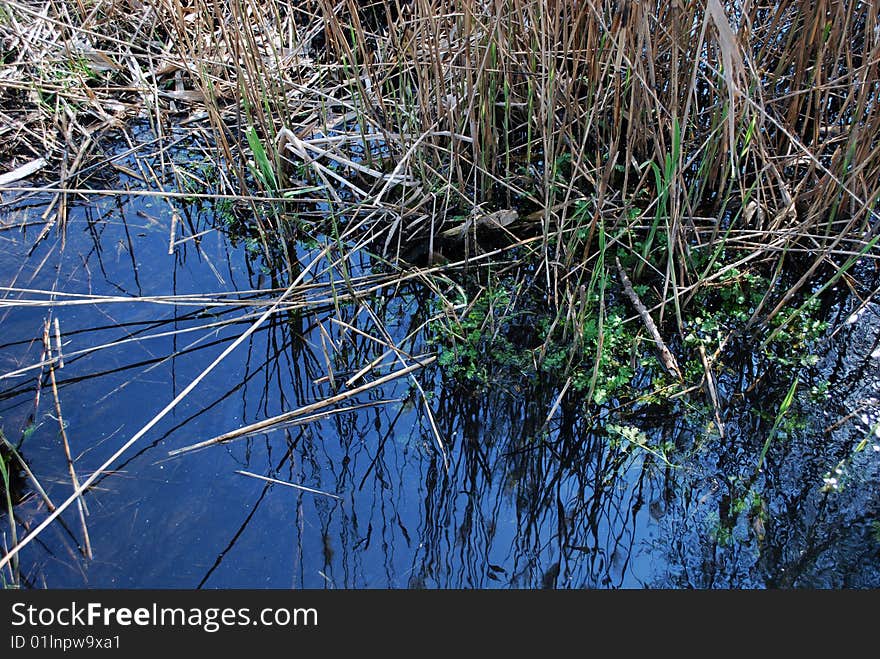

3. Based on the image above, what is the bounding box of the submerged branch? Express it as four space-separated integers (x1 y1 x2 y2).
616 257 684 383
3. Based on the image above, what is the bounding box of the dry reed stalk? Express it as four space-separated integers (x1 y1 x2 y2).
168 355 436 456
42 317 92 559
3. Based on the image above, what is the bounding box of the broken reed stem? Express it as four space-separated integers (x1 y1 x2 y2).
168 355 436 456
168 211 178 255
43 319 92 560
615 257 684 382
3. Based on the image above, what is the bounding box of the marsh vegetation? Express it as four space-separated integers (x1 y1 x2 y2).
1 0 879 587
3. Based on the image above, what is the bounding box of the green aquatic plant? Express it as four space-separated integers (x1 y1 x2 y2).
432 282 531 388
607 423 677 468
559 310 638 406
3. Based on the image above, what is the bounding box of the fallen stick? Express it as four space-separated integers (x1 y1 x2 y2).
616 257 684 382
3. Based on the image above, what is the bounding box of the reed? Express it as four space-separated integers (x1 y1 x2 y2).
2 0 878 366
2 3 880 573
119 2 879 281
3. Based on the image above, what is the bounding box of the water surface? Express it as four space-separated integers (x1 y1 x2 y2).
2 133 879 588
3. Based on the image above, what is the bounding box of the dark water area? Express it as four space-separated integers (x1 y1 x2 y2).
2 133 880 589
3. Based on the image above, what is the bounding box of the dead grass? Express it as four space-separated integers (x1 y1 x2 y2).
3 1 877 290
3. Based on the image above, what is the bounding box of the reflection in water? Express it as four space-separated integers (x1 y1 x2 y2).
1 132 879 588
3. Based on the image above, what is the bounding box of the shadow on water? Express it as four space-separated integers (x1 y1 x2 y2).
1 128 879 588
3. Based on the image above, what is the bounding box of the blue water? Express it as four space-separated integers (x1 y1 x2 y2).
2 134 879 588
